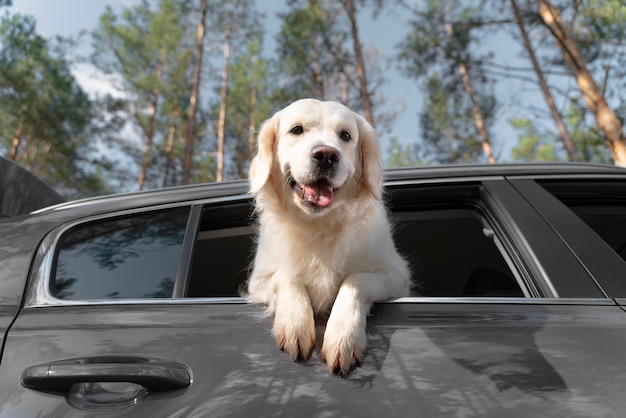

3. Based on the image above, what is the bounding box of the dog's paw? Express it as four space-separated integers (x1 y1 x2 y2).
320 319 366 376
273 302 316 362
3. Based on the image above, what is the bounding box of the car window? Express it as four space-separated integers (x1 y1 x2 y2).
393 209 523 297
187 202 253 298
53 207 190 300
185 188 525 298
540 181 626 263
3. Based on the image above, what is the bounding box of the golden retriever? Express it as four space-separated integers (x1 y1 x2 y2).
246 98 410 376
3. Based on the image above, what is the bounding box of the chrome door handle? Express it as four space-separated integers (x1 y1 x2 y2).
21 356 191 392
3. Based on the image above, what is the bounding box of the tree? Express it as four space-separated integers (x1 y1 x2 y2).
510 0 580 162
385 136 421 168
510 118 558 162
398 0 498 164
536 0 626 165
509 102 613 164
211 0 258 182
182 0 207 185
92 0 194 190
343 0 373 124
275 0 351 103
0 12 110 197
420 74 488 164
220 38 272 179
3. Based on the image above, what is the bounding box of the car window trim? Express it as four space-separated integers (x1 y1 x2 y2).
510 178 626 298
25 202 195 308
25 177 613 307
172 204 202 298
481 179 607 299
23 296 615 309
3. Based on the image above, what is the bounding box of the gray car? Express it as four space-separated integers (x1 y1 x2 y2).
2 161 626 417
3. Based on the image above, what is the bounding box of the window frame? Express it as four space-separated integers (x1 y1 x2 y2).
25 202 200 307
50 206 192 301
24 176 614 308
514 177 626 298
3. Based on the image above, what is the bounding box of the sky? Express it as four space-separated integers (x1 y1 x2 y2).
10 0 529 163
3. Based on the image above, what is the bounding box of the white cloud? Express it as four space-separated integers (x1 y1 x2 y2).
71 63 128 100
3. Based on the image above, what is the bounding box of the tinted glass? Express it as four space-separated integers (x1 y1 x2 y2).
53 208 190 300
569 206 626 262
541 181 626 263
393 210 523 297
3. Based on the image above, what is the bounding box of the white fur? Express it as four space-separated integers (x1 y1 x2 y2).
246 98 410 375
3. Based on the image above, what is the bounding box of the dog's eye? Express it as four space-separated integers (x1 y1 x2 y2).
339 130 351 142
290 125 303 135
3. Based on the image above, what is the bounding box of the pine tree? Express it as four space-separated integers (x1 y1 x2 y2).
536 0 626 165
398 0 497 164
92 0 194 189
0 11 110 196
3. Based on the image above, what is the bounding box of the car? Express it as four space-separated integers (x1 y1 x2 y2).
2 161 626 417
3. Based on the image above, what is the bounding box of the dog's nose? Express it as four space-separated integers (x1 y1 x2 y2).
310 146 341 172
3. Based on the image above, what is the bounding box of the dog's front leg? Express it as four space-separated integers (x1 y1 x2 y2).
272 276 316 362
321 270 406 376
320 274 370 376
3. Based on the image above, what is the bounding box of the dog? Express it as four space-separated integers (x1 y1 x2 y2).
246 98 410 376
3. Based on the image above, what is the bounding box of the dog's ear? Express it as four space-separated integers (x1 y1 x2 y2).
249 114 279 194
357 114 383 200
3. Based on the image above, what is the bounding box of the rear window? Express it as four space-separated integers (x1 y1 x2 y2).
540 181 626 263
53 207 190 300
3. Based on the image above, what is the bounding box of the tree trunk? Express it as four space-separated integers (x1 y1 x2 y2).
216 30 232 183
9 137 20 161
344 0 373 125
457 62 496 163
183 0 208 184
537 0 626 165
512 0 580 162
310 33 324 99
138 53 165 190
444 20 496 164
247 85 257 165
9 121 23 161
162 121 177 188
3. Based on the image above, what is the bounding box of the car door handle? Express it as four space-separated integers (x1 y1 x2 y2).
21 356 191 392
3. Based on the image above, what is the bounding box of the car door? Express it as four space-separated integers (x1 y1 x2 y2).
3 179 626 417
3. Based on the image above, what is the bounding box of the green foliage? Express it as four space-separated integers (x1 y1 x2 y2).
275 0 350 103
509 105 614 164
510 118 558 163
217 38 273 179
385 136 421 168
0 12 110 197
91 0 195 189
398 0 497 164
3 0 626 198
565 102 614 164
419 74 488 164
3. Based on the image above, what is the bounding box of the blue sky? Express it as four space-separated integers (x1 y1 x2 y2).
10 0 528 162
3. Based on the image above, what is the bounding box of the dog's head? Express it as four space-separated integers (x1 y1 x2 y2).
249 98 383 215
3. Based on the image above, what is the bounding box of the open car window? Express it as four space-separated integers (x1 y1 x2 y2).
185 183 526 299
392 209 524 297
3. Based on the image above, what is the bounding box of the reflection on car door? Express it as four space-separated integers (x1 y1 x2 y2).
4 301 626 416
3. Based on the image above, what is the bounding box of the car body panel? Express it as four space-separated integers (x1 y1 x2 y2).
2 300 626 417
3 163 626 416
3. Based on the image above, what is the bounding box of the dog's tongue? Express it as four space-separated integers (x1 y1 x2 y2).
304 180 334 208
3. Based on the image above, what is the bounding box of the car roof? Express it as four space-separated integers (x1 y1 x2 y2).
24 163 626 219
384 162 626 182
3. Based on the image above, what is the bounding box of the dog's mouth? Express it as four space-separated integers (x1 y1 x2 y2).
290 177 335 209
